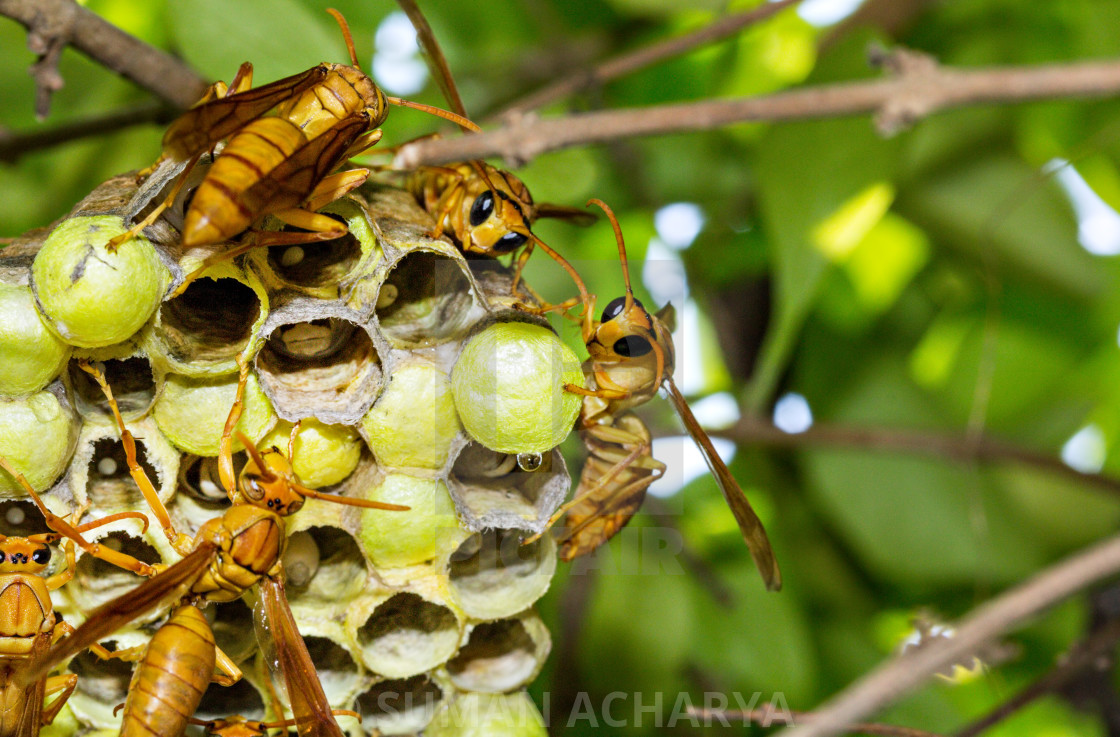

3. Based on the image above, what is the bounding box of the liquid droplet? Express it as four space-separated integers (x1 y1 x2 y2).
517 452 544 472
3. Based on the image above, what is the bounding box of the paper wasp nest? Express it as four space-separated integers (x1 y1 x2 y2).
0 171 567 735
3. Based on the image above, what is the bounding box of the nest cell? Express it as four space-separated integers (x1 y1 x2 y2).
448 444 569 533
0 501 48 538
210 598 258 666
255 305 382 424
153 274 264 375
446 612 551 694
357 674 444 735
194 675 266 723
265 230 362 289
71 530 162 612
375 250 482 348
67 356 157 421
67 645 135 726
303 634 367 708
83 432 167 513
283 525 367 603
448 531 557 621
355 591 462 679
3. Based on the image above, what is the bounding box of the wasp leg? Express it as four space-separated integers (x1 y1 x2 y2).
77 360 195 557
510 240 535 296
522 426 654 545
40 674 79 725
106 156 201 254
218 355 251 498
303 168 371 213
339 128 384 161
211 643 244 687
423 166 467 241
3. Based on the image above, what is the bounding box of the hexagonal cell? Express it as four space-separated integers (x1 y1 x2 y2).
447 443 569 533
375 250 482 348
283 525 367 604
84 436 159 511
72 530 161 611
357 674 444 735
0 500 49 538
266 232 362 289
67 356 156 421
211 598 257 666
446 613 551 694
448 531 557 621
304 634 366 708
194 675 266 723
255 302 383 424
68 646 134 716
71 417 178 513
355 592 461 679
153 275 263 373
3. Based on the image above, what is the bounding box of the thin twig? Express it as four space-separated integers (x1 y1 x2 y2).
687 705 946 737
0 0 207 114
776 533 1120 737
712 418 1120 499
0 101 177 164
396 54 1120 168
954 618 1120 737
497 0 804 116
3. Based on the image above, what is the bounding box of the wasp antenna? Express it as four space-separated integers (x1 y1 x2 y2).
385 97 481 132
530 233 592 309
297 485 410 511
327 8 361 68
587 198 635 308
235 432 278 483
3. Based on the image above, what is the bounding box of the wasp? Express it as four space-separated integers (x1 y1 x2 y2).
112 9 478 294
20 360 410 737
0 456 154 737
392 0 595 301
526 200 781 591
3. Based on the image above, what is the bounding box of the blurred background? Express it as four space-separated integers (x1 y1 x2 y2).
5 0 1120 734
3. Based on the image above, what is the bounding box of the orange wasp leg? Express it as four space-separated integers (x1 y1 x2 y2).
211 644 244 688
40 673 79 725
218 354 252 497
77 360 195 556
339 128 384 161
302 168 372 213
53 620 118 661
523 425 661 545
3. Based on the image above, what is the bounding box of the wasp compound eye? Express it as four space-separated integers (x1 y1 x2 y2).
470 191 495 227
613 335 652 358
32 547 50 565
601 296 628 322
494 231 528 254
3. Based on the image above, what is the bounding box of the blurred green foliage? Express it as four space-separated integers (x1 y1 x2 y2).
5 0 1120 734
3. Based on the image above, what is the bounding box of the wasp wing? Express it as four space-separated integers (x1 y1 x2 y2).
18 543 217 687
164 66 329 161
394 0 472 127
256 576 344 737
14 637 48 737
237 114 370 217
663 379 782 591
